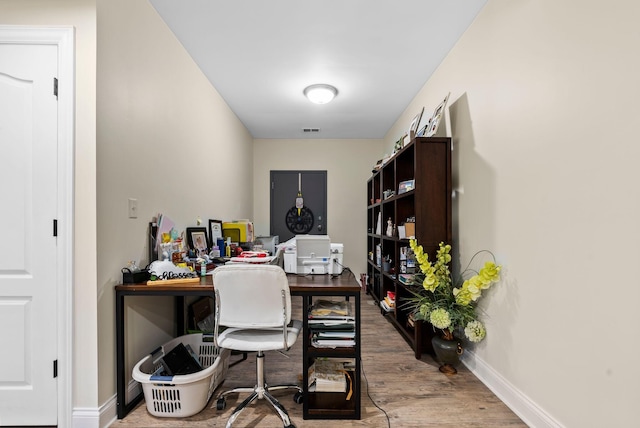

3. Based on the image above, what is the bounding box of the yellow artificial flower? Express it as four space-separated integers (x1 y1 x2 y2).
453 286 472 306
423 273 437 292
417 253 429 267
478 262 501 288
436 243 452 264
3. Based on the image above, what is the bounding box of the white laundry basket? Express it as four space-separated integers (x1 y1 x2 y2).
132 333 230 417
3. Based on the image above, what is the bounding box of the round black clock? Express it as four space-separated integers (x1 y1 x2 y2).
285 206 314 234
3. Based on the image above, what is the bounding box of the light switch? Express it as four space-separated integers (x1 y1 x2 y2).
128 198 138 218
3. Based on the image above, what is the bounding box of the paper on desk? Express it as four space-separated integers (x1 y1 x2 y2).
156 214 175 252
227 256 275 264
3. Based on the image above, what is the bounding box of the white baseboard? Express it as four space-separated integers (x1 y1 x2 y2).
71 407 100 428
74 380 141 428
461 350 564 428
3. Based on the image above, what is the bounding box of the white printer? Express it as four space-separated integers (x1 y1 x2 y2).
281 235 344 275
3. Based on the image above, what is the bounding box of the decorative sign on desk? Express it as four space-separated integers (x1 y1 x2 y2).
146 277 201 286
146 260 200 286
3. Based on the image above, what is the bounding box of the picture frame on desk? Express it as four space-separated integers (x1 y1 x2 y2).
186 227 209 254
208 219 223 243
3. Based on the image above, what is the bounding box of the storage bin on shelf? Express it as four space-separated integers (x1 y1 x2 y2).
132 333 230 417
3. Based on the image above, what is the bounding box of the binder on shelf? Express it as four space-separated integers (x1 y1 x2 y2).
309 299 354 320
308 320 355 331
311 329 356 348
309 299 356 348
316 331 356 339
312 338 356 348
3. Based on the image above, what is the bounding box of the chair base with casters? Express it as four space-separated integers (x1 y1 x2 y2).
216 349 303 428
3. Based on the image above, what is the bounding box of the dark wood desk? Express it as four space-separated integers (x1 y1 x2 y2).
115 273 362 420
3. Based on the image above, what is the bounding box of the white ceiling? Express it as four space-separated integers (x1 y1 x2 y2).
149 0 487 139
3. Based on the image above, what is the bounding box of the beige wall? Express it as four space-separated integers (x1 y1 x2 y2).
253 139 383 276
386 0 640 426
96 0 254 404
1 0 99 410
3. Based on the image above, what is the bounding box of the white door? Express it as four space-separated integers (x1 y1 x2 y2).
0 42 59 425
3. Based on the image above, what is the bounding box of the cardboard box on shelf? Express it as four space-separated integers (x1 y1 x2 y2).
404 222 415 239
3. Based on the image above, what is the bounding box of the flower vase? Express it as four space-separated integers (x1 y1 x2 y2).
431 333 463 375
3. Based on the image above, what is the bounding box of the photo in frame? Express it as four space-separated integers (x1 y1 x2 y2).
426 92 450 137
416 108 431 137
208 219 223 243
407 106 424 141
186 227 210 253
416 121 430 137
398 179 415 194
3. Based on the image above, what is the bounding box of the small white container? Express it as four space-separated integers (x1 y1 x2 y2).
210 245 220 258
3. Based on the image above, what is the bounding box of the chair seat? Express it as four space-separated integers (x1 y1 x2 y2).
217 320 302 352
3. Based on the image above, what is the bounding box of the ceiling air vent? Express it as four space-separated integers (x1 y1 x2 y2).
303 128 320 133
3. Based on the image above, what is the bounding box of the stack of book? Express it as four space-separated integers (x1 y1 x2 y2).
308 358 355 399
309 299 355 348
379 291 395 312
398 273 414 285
384 291 395 309
379 299 393 312
407 312 416 328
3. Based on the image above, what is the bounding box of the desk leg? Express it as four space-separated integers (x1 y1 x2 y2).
301 295 310 418
354 291 362 419
115 292 126 418
176 296 186 335
115 292 144 419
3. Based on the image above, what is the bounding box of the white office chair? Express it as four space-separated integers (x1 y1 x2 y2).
212 264 303 428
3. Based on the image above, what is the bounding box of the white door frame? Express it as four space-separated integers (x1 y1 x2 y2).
0 25 75 427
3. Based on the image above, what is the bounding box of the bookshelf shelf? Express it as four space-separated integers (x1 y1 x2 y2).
293 276 361 420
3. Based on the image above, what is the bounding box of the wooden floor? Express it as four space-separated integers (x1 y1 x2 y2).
110 291 526 428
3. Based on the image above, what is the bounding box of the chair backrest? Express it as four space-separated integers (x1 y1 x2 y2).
212 264 292 329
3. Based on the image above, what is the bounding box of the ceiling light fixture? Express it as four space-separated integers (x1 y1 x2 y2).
303 84 338 104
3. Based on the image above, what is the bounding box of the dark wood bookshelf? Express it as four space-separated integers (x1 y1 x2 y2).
365 136 452 359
